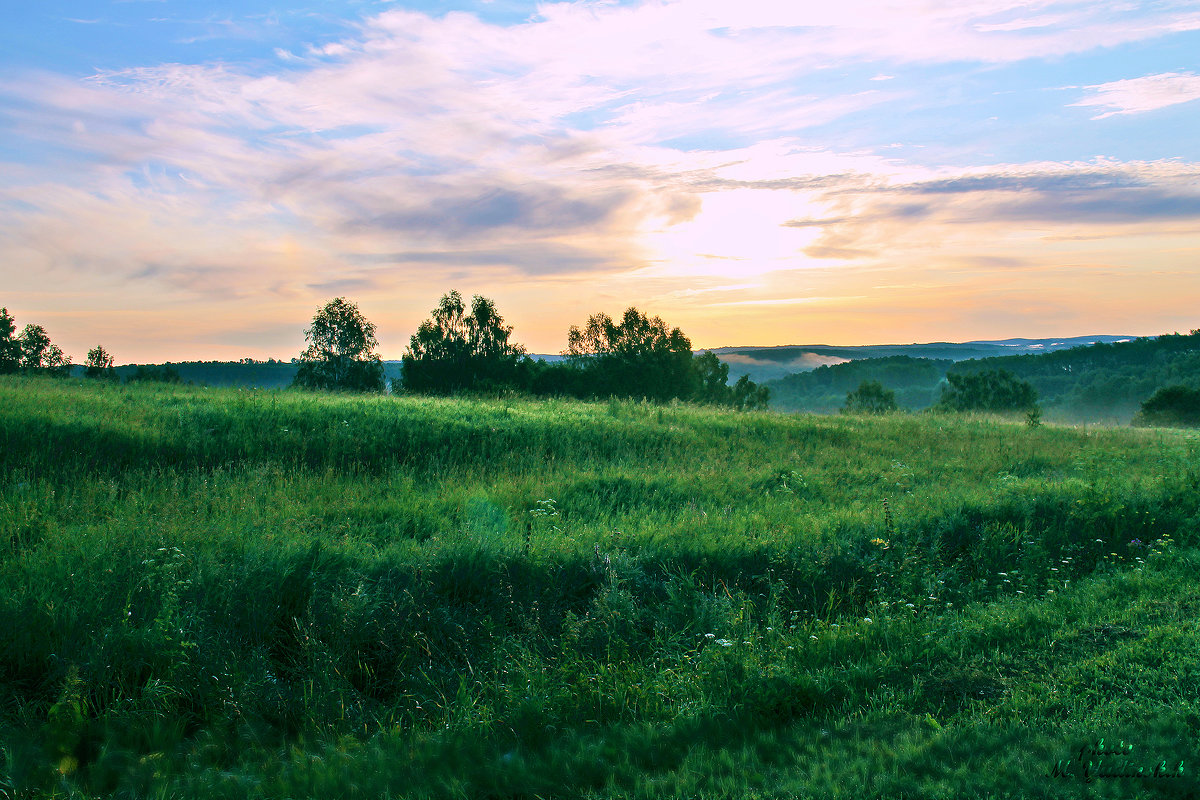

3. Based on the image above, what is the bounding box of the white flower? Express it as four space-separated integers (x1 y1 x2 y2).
863 617 873 624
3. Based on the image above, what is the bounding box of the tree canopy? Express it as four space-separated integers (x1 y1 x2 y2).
85 345 117 379
691 351 769 410
0 314 71 376
293 298 386 393
843 380 898 414
565 307 698 402
1132 384 1200 428
937 368 1038 413
401 291 526 394
0 308 20 374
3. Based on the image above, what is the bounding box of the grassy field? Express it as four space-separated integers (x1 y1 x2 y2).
2 375 1200 798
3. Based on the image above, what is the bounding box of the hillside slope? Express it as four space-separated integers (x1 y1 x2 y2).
3 376 1200 797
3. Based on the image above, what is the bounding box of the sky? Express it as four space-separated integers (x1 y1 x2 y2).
2 0 1200 363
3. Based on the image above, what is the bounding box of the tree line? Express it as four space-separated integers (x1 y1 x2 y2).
841 369 1041 420
293 293 770 409
0 308 116 379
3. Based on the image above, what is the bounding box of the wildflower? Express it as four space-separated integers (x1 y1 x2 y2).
810 635 818 640
715 638 733 647
905 603 915 609
704 633 715 639
863 617 873 624
1129 538 1144 548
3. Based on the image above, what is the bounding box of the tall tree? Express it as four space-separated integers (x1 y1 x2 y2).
293 298 386 392
566 307 698 402
85 345 117 379
17 323 71 374
0 308 20 374
402 291 526 393
692 351 770 410
731 374 771 411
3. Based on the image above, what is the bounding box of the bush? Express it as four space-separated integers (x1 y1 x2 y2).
1132 384 1200 428
843 380 897 414
937 368 1038 413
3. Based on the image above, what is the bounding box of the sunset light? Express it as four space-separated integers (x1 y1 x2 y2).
3 1 1199 361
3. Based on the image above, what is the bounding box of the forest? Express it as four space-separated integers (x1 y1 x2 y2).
767 330 1200 424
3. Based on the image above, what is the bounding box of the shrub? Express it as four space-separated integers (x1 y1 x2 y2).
1132 384 1200 427
843 380 897 414
937 368 1038 413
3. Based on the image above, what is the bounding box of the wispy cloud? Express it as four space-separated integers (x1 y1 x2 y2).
1071 71 1200 118
3 0 1200 358
780 160 1200 271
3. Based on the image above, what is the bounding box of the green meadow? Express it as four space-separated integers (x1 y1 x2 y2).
3 374 1200 798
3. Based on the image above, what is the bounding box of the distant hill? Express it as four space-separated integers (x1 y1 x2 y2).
765 330 1200 423
765 355 953 414
709 335 1135 385
946 330 1200 423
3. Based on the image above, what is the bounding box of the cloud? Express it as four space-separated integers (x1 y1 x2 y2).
4 1 1200 358
779 161 1200 242
1071 71 1200 118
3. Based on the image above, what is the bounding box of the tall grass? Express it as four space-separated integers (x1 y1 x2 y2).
2 374 1199 798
